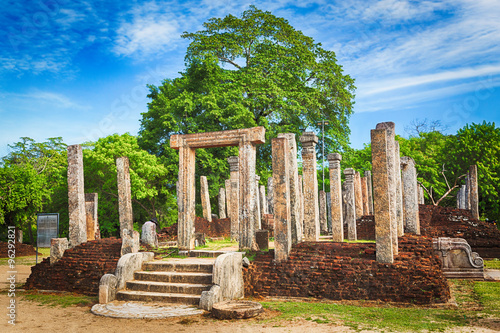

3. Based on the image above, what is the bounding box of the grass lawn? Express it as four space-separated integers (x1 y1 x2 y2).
0 247 50 266
484 258 500 270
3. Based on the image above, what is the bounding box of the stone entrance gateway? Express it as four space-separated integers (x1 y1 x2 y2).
171 127 265 251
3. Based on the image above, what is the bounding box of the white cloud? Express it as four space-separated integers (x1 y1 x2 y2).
6 91 90 110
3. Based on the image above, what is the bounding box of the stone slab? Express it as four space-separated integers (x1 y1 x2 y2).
91 301 203 319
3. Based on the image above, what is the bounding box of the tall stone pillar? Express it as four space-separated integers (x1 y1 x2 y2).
218 187 227 219
354 171 363 218
364 170 374 215
395 141 404 237
267 177 274 215
469 165 479 220
278 133 302 244
67 144 87 247
300 132 319 241
459 185 466 209
260 185 268 217
228 156 240 241
177 145 196 250
344 168 357 241
328 153 343 242
255 175 261 230
361 177 369 216
375 122 398 255
116 156 134 237
418 185 425 205
200 176 212 222
326 192 332 233
465 173 470 209
400 156 420 234
85 193 100 241
238 140 258 251
298 175 304 233
371 128 394 264
319 190 327 234
272 137 292 262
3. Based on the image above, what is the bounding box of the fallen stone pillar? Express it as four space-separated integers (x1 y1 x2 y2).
375 122 398 256
218 188 227 219
401 156 420 234
228 156 240 241
361 177 369 216
272 137 291 262
85 193 100 241
328 153 343 242
300 132 319 241
354 171 363 218
469 165 479 220
200 176 212 222
278 133 302 244
371 127 394 263
395 141 404 237
344 168 357 241
67 144 87 247
364 170 374 215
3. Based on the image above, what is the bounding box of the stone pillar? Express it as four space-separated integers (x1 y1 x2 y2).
267 177 274 215
50 238 69 265
361 177 369 216
344 168 357 241
300 132 319 241
298 174 304 234
177 144 196 250
239 141 258 251
400 156 420 234
375 122 398 256
260 185 268 217
319 190 327 234
465 173 470 209
394 141 404 237
418 185 425 205
200 176 212 222
328 153 343 242
278 133 302 244
364 170 374 215
272 137 291 262
326 192 332 233
67 144 87 247
371 128 394 264
218 187 227 219
225 179 231 216
116 156 134 237
354 171 363 218
459 185 466 209
228 156 240 241
85 193 100 241
254 175 261 230
469 165 479 220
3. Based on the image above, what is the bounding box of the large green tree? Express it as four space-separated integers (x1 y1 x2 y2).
139 6 355 210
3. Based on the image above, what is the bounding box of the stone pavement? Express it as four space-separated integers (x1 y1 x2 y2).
484 269 500 281
91 301 204 319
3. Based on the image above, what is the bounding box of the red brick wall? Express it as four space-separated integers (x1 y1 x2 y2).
159 217 232 241
25 238 122 296
244 235 450 304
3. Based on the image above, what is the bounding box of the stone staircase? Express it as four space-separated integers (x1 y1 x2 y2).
116 258 215 305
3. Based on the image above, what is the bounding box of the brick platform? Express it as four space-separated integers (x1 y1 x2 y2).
25 238 122 295
244 235 450 304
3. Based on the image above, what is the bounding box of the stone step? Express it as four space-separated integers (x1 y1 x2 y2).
143 259 214 273
126 280 212 294
116 290 201 305
134 271 213 284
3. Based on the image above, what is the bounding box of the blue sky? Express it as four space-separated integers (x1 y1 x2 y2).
1 0 499 157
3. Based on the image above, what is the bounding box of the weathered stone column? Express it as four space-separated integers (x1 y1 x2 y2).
260 185 268 217
418 185 425 205
298 174 304 233
228 156 240 241
300 132 319 241
225 179 231 216
469 165 479 220
361 177 369 216
364 170 374 215
239 140 258 251
465 173 470 209
328 153 343 242
67 144 87 247
218 187 227 219
200 176 212 222
255 175 261 230
371 128 394 264
272 137 292 262
278 133 302 244
319 190 327 234
354 171 363 218
267 177 274 215
177 144 196 250
395 141 404 237
459 185 466 209
375 122 398 255
117 156 134 237
85 193 100 241
400 156 420 234
344 168 357 241
326 192 332 233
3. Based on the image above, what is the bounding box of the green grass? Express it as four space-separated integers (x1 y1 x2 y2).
484 259 500 270
195 237 238 251
0 247 50 266
22 291 97 308
474 281 500 316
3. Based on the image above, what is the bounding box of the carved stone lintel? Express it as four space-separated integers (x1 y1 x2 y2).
433 237 484 279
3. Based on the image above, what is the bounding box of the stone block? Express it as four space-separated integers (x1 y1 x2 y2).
50 238 69 265
213 252 244 299
141 221 158 248
121 229 140 256
99 274 118 304
199 285 222 311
